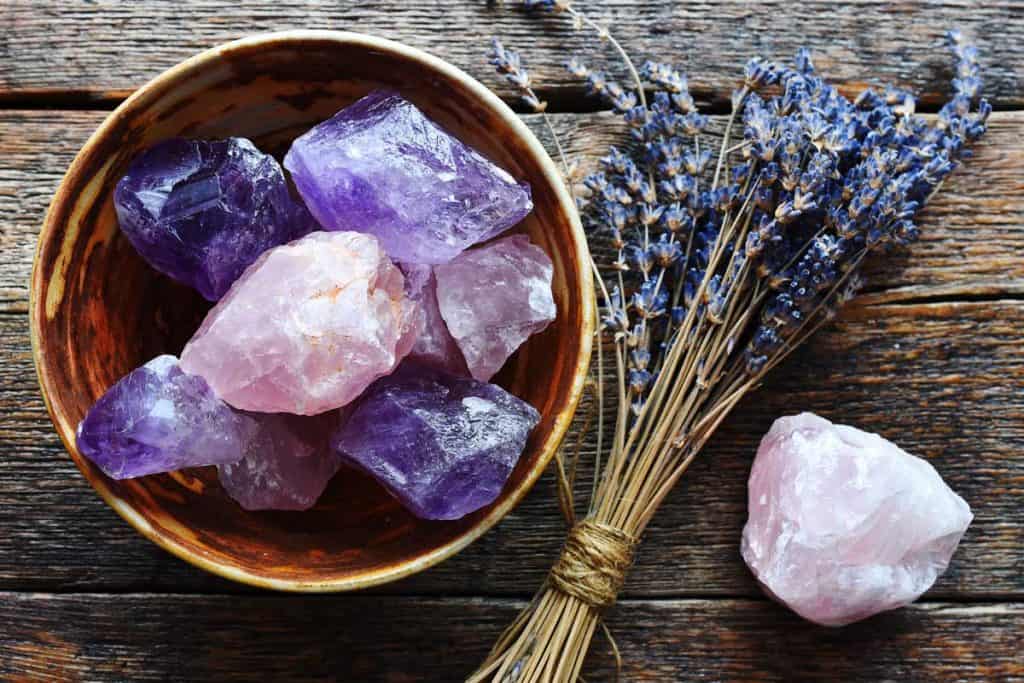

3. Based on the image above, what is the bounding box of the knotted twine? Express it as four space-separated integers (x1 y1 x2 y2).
548 519 638 609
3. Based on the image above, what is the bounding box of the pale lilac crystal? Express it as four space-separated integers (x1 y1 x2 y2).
399 262 433 299
741 412 973 627
114 137 315 301
180 231 420 415
218 413 343 511
435 234 556 381
332 363 540 520
75 355 255 479
400 264 468 375
284 90 533 265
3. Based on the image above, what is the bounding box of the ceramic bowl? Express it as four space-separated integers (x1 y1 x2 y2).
30 31 593 591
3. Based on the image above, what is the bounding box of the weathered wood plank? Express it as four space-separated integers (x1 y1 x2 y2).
0 593 1021 681
2 298 1022 596
2 111 1022 315
1 1 1022 107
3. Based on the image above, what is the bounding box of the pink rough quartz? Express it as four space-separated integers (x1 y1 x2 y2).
434 234 556 381
218 413 342 511
401 264 468 375
180 231 420 415
741 412 973 627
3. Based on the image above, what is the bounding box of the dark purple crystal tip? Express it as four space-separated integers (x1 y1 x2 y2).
114 137 316 301
332 363 540 520
76 355 255 480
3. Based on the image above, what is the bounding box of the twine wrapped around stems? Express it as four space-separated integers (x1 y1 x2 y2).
548 520 637 610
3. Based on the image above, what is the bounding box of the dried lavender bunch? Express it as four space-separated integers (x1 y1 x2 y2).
475 8 989 681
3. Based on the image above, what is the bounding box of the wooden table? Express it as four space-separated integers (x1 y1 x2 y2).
2 2 1023 680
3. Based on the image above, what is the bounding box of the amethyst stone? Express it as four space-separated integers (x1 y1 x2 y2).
114 137 315 301
332 363 540 520
284 90 533 265
218 413 343 511
76 355 255 479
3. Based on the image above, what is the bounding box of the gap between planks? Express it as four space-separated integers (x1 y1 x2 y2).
1 93 1020 115
0 587 1020 603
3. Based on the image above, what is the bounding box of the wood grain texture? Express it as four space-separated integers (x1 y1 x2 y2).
0 593 1021 682
0 110 1022 596
1 1 1022 107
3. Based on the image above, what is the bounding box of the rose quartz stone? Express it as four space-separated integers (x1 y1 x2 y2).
741 412 973 627
181 231 419 415
401 264 468 375
434 234 555 381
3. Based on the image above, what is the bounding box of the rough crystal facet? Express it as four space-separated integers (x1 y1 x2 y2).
435 234 556 381
180 231 420 415
741 412 973 627
401 264 468 375
332 363 540 520
76 355 255 479
284 90 533 265
218 413 343 511
114 137 315 301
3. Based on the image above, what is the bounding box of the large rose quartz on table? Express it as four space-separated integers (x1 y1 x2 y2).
76 355 255 479
218 413 343 511
401 264 468 375
435 234 556 381
741 412 973 627
180 231 419 415
284 90 533 265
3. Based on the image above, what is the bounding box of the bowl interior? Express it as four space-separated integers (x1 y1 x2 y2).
31 33 591 590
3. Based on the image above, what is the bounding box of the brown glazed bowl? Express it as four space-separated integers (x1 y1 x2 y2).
30 31 593 591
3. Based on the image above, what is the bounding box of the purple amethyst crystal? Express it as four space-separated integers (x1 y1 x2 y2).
218 413 343 511
114 137 315 301
284 90 533 265
332 363 540 520
76 355 255 479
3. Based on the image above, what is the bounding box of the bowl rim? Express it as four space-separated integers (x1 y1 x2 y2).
29 29 595 592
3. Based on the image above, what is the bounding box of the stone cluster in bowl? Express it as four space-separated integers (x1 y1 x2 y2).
75 89 556 521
